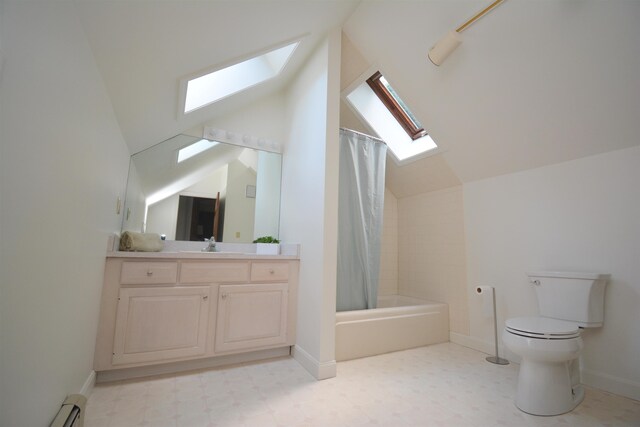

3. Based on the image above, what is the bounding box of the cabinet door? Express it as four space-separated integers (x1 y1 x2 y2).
215 284 288 353
113 286 210 365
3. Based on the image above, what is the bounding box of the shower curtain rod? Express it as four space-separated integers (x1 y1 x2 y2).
339 127 386 145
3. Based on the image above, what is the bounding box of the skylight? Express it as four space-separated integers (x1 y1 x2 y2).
345 71 437 164
183 41 299 114
177 139 219 163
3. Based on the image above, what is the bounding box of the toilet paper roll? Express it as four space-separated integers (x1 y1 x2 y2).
476 286 495 318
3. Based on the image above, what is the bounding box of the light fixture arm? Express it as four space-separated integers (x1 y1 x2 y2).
428 0 506 66
456 0 505 33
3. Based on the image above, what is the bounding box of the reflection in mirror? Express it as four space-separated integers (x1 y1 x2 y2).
122 134 281 243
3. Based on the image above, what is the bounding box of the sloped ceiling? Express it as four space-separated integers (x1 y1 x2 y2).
343 0 640 186
75 0 360 154
76 1 640 197
339 31 461 198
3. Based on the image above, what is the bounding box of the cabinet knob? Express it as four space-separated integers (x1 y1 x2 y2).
203 296 208 301
146 270 153 276
269 269 275 274
221 293 228 300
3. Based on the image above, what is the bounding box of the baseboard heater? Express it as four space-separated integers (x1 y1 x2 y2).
50 394 87 427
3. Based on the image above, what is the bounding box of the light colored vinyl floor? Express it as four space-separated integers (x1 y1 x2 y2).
85 342 640 426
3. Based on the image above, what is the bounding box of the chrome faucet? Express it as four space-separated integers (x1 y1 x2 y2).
203 236 217 252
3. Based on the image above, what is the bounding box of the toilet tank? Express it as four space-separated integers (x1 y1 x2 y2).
527 271 610 327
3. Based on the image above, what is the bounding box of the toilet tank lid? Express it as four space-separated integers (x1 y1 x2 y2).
526 271 610 280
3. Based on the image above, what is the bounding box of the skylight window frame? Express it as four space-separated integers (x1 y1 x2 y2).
366 71 427 141
342 65 441 166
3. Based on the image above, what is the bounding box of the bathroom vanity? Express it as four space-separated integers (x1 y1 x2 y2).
93 251 299 375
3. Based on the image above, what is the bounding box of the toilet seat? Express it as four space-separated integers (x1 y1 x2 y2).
505 317 580 339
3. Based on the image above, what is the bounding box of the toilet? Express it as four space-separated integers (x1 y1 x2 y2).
502 271 609 416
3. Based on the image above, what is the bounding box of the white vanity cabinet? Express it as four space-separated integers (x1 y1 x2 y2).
94 255 298 373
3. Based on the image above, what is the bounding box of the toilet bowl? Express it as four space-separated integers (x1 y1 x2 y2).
503 317 584 415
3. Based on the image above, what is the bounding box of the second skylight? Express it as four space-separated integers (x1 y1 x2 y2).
177 139 219 163
184 41 299 114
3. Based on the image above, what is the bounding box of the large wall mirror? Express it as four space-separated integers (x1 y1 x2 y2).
121 134 282 243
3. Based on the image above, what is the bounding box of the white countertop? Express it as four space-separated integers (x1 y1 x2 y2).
106 251 299 260
105 236 300 260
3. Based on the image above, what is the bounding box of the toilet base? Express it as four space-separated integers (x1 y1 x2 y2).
515 359 584 416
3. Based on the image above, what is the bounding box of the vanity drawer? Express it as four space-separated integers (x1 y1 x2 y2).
120 262 178 285
250 262 289 282
180 262 249 284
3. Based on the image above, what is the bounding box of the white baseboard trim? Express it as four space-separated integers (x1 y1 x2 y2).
292 345 336 380
450 332 493 355
449 332 518 362
80 370 96 397
451 333 639 401
96 347 290 383
582 368 640 401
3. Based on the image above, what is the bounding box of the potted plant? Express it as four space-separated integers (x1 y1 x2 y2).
253 236 280 255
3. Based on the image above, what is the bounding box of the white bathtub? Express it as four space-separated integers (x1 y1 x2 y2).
335 295 449 361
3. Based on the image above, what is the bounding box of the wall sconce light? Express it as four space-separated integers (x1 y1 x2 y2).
428 0 506 66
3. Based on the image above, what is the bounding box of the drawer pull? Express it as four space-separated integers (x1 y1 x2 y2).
146 270 153 276
269 269 275 274
221 293 228 300
203 295 208 301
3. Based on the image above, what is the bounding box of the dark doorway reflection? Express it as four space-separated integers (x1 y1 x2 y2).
175 195 223 242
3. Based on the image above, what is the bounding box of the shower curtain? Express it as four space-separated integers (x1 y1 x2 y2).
336 129 387 312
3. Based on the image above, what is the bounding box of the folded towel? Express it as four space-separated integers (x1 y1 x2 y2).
119 231 163 252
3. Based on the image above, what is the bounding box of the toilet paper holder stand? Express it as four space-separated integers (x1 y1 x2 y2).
476 286 510 365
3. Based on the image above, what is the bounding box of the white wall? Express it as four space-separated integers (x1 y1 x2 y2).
146 194 179 239
378 188 398 296
398 186 469 335
181 164 227 200
280 29 341 379
0 2 131 426
223 159 257 243
464 145 640 400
